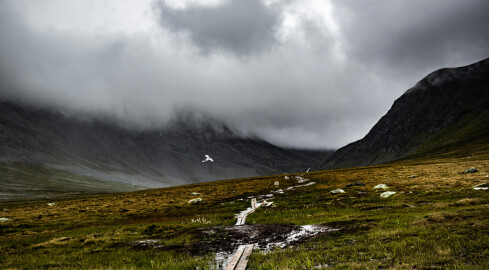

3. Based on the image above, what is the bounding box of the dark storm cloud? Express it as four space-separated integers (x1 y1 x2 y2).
0 0 488 149
158 0 282 55
333 0 489 76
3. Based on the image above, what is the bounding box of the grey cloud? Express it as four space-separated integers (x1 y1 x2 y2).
157 0 282 55
333 0 489 78
0 0 488 149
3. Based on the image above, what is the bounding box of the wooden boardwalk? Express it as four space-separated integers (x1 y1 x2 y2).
225 244 255 270
235 198 257 226
225 198 258 269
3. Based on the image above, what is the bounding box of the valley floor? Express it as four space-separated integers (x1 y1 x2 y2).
1 150 489 269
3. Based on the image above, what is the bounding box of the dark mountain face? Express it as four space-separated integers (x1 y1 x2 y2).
320 57 489 169
0 101 331 198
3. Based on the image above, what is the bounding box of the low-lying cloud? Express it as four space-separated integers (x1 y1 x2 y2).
0 0 488 149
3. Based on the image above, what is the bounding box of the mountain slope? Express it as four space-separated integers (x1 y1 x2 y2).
320 57 489 169
0 101 330 198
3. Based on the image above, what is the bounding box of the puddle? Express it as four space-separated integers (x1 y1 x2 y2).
213 245 246 269
263 225 338 251
200 224 336 252
209 224 337 268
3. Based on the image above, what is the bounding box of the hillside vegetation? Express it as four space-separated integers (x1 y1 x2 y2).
1 146 489 269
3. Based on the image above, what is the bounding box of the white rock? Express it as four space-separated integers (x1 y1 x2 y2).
47 203 56 206
188 198 203 204
473 183 489 190
274 181 280 186
284 176 289 180
296 176 308 183
330 189 345 194
374 184 389 190
262 201 274 207
191 192 201 195
0 218 11 222
380 191 396 198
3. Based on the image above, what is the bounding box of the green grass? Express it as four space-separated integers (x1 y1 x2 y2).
247 185 489 269
1 150 489 269
0 162 144 199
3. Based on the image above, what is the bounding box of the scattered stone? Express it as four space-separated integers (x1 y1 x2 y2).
380 191 396 198
330 189 345 194
462 167 478 174
409 175 417 178
46 203 56 206
191 192 201 195
284 176 289 180
0 218 11 222
188 198 203 204
374 184 389 190
473 183 489 190
346 182 365 187
274 181 280 186
262 200 274 207
295 176 308 183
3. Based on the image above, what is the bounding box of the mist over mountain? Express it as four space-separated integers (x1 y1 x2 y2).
1 1 489 199
320 57 489 169
1 0 488 149
0 100 331 199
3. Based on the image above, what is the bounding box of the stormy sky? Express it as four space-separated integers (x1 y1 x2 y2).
0 0 488 149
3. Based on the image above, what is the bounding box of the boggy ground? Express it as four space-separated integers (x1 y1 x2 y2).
126 224 327 255
1 147 489 269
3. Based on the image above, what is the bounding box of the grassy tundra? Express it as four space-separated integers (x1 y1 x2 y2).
1 148 489 269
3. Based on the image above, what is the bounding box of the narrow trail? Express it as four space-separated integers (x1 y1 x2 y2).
218 174 324 270
225 244 255 270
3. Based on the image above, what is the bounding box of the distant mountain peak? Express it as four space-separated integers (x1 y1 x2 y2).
405 57 489 95
320 57 489 169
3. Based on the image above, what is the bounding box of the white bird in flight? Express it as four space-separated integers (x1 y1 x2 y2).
202 155 214 163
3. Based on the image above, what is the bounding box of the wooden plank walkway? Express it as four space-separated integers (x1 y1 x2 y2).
226 198 258 269
225 244 255 270
235 198 257 226
235 244 254 270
